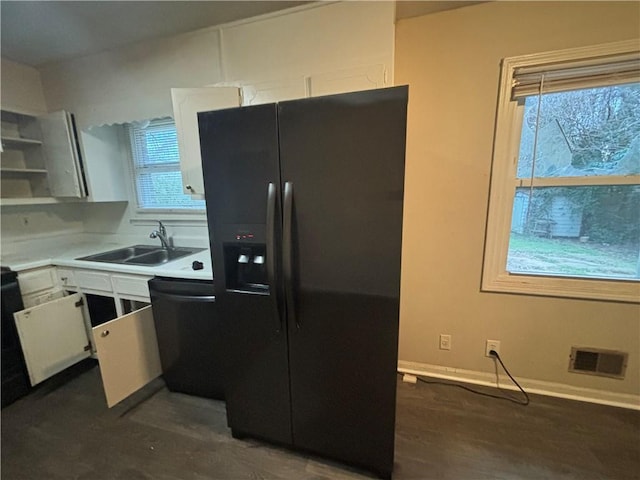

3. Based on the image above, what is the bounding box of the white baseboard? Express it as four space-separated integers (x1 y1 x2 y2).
398 360 640 411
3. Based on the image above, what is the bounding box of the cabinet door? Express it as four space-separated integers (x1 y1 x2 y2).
77 124 128 202
39 110 87 198
14 293 92 386
241 77 307 106
308 64 386 97
92 305 161 407
171 87 241 197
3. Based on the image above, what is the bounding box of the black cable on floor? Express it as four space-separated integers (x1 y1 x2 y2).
398 350 530 406
490 350 530 405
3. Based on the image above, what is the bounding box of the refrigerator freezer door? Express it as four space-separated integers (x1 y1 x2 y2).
277 86 408 477
200 103 292 446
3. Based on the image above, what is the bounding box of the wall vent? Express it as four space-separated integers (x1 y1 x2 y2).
569 347 628 379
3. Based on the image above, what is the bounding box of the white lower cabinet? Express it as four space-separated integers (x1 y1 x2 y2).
74 269 112 293
91 305 161 407
14 293 92 386
17 266 65 308
111 273 151 304
56 268 76 288
17 266 58 296
13 266 161 407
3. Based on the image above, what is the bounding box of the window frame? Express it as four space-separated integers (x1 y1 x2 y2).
482 40 640 303
127 118 206 215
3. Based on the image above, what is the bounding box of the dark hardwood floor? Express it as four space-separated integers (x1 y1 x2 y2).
1 361 638 479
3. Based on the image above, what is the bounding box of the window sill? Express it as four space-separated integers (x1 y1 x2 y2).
482 270 640 303
129 209 207 228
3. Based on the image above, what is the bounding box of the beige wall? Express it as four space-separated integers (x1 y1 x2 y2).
395 1 640 396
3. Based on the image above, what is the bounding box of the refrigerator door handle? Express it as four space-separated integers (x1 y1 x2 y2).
266 182 282 332
283 181 298 329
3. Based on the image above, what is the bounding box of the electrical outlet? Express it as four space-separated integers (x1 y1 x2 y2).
486 339 500 357
439 334 451 350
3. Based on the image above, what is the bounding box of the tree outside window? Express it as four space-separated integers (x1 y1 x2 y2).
483 41 640 302
508 84 640 280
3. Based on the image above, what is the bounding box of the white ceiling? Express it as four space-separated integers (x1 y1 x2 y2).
0 1 310 67
1 1 484 68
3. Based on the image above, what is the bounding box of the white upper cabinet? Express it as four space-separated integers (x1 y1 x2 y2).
39 111 87 198
1 109 87 203
171 87 241 197
239 65 387 108
241 77 307 106
220 2 394 88
1 109 129 204
78 124 128 202
308 64 386 97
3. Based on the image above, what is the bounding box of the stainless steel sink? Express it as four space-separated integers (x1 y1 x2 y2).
78 245 158 263
77 245 205 266
123 247 205 266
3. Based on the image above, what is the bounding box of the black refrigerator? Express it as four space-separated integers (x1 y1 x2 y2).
199 86 408 479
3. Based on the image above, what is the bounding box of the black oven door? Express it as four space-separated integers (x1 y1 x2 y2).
1 268 30 407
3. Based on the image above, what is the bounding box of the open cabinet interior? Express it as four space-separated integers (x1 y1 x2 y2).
1 110 86 203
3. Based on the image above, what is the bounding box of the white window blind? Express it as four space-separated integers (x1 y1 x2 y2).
128 118 205 210
512 51 640 98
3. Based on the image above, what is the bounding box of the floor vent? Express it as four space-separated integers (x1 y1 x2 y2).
569 347 627 379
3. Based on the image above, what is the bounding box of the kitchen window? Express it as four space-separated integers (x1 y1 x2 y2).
483 40 640 302
128 118 205 211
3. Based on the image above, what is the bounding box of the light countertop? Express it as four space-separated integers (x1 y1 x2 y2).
1 233 213 280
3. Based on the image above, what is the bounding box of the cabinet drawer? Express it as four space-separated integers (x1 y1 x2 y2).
56 268 77 288
111 274 151 300
74 270 112 293
18 268 57 295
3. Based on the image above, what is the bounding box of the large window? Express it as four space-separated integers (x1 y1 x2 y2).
483 41 640 302
128 118 205 211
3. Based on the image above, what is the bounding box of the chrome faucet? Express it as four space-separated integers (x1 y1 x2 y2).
150 221 172 250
